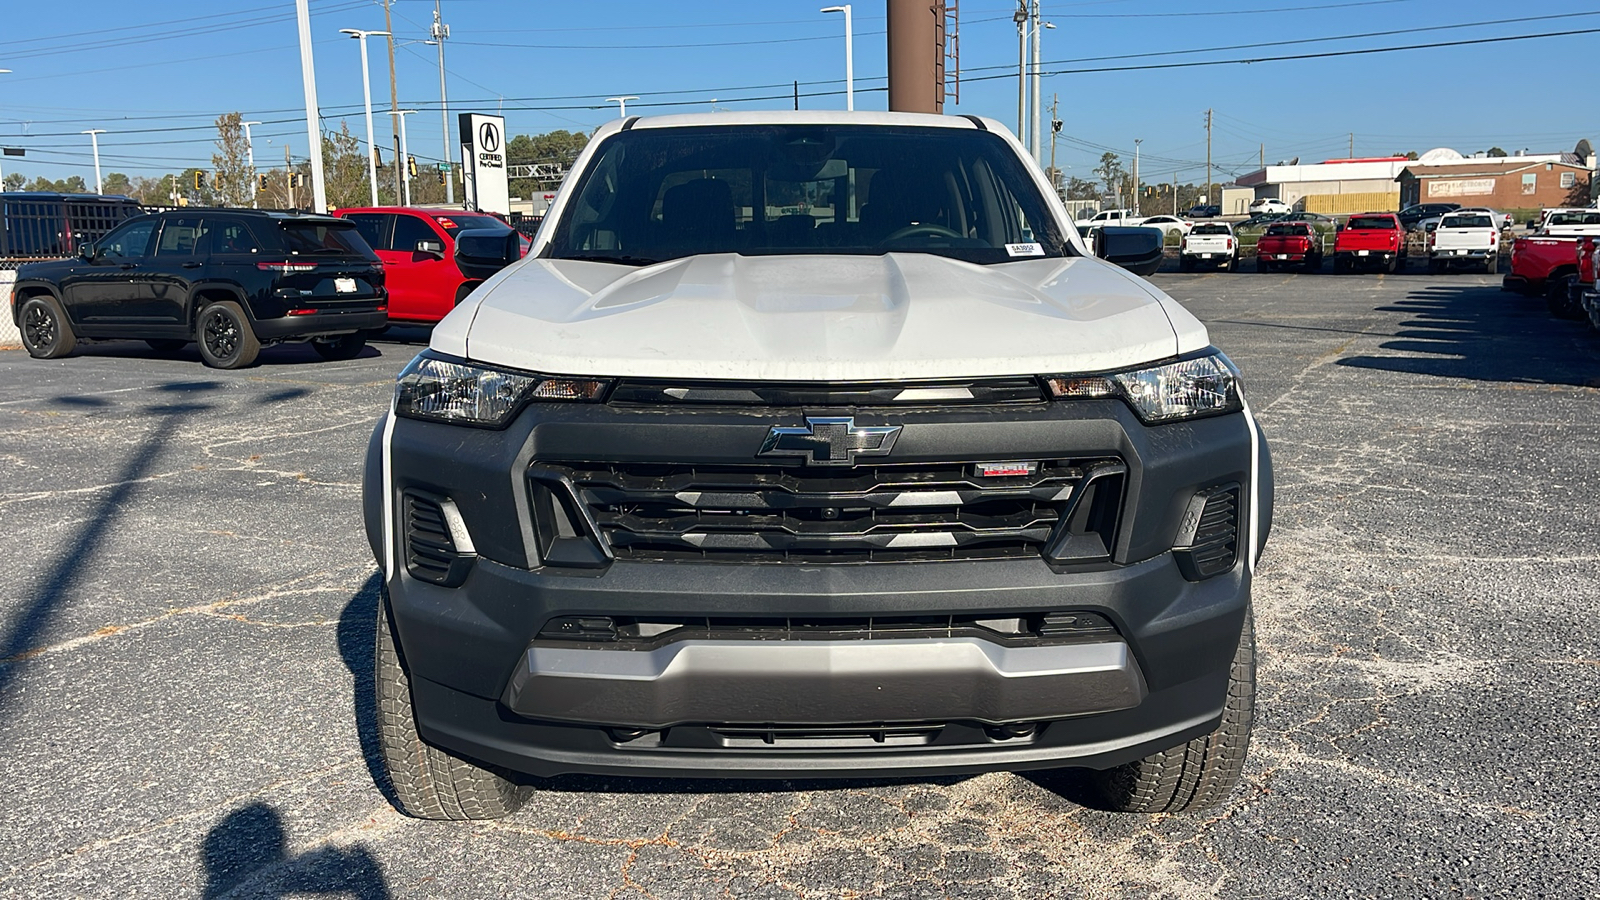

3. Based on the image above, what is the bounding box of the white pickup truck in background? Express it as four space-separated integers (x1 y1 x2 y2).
1179 222 1238 271
1428 211 1501 274
1539 209 1600 237
1079 208 1147 228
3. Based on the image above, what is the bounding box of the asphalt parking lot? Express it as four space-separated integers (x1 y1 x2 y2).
3 267 1599 899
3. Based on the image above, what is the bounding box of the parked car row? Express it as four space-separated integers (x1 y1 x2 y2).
8 204 526 368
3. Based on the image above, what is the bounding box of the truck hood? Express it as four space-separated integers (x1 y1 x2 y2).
438 253 1206 381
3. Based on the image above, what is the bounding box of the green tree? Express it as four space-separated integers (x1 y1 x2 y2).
322 120 382 210
507 129 588 199
3 172 24 191
211 112 254 207
1095 152 1124 199
1064 176 1099 201
102 172 133 197
1485 147 1507 158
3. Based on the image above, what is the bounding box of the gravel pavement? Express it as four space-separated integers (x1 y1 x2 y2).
2 269 1597 899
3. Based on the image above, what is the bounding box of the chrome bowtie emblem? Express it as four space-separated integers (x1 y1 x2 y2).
758 417 902 467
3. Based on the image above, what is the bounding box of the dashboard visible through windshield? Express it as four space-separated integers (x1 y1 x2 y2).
546 124 1069 266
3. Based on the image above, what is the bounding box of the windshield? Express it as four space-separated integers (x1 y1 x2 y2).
279 221 376 258
1440 214 1493 229
1347 216 1396 230
1191 224 1230 235
547 124 1068 265
434 214 510 234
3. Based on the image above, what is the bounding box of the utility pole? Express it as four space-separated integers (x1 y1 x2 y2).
242 120 262 208
1030 0 1042 166
1132 139 1141 217
1015 2 1027 150
1047 93 1060 196
1204 108 1213 205
1259 143 1264 171
285 144 295 209
341 28 391 208
81 129 105 194
1349 132 1354 158
1173 172 1178 216
397 110 416 206
430 1 454 204
383 0 402 204
295 0 328 212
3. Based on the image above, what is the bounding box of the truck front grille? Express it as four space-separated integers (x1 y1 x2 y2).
530 459 1123 564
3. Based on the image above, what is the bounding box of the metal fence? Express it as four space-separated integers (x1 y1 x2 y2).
1 195 143 259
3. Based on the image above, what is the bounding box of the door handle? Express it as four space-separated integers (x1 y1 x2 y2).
119 263 138 270
182 262 202 269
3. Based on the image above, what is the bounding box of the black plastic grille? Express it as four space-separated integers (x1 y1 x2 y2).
403 492 470 585
538 459 1121 564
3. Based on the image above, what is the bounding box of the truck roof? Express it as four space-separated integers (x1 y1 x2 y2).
618 110 994 132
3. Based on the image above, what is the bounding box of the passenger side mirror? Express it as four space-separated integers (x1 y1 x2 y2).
1094 226 1163 276
77 242 96 261
414 239 445 259
454 231 523 280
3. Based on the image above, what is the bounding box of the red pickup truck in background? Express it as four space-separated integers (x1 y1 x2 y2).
1504 235 1583 314
1333 213 1406 274
1255 222 1323 272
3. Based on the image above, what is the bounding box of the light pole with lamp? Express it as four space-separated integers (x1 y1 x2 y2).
81 130 106 194
605 96 638 117
425 0 453 204
1132 138 1142 216
340 27 391 207
820 5 853 111
396 109 417 206
242 120 262 207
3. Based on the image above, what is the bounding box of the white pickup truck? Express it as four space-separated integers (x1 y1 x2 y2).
1428 210 1501 274
1079 208 1147 228
1179 222 1238 271
1539 209 1600 237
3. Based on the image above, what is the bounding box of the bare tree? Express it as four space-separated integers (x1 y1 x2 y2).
211 113 254 207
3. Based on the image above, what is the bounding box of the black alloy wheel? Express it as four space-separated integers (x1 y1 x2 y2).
20 296 77 359
196 301 261 369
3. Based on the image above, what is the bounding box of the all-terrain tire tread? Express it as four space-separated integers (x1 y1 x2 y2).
375 589 531 820
1089 608 1255 813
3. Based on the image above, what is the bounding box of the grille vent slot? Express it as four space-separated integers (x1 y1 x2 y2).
403 491 475 586
1173 485 1240 581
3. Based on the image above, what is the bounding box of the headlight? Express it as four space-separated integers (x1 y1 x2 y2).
395 353 608 427
1045 352 1242 423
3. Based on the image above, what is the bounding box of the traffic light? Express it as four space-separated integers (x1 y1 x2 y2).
289 173 304 189
436 168 445 185
193 171 206 191
257 174 269 193
407 155 417 178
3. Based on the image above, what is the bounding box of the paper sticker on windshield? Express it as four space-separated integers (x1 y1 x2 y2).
1005 242 1045 257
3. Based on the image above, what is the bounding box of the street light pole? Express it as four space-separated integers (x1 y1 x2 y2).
294 0 329 212
605 96 638 117
242 120 262 207
1014 4 1027 150
1133 139 1142 217
428 0 453 205
396 110 417 206
1030 1 1044 166
341 28 391 208
81 130 106 194
821 6 853 111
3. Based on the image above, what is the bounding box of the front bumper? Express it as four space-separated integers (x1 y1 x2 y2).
367 398 1270 779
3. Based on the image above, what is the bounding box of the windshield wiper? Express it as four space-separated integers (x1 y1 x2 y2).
557 254 660 267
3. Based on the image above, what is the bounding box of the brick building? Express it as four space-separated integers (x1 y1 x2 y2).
1396 158 1592 210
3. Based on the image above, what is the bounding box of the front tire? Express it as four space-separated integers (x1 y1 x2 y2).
1546 275 1581 319
1485 253 1498 275
1085 607 1256 813
311 333 366 361
1255 257 1268 273
196 301 261 369
19 296 77 359
376 587 533 820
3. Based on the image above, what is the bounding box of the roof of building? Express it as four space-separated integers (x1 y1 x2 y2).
1397 159 1590 180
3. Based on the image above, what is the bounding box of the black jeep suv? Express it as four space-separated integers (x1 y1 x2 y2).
11 209 386 368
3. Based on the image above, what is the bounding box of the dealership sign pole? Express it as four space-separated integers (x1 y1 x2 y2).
458 113 509 215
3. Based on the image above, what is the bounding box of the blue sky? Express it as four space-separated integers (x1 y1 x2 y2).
4 0 1597 186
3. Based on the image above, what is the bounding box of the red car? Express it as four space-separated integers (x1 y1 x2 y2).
1255 222 1323 272
1332 213 1405 274
334 207 530 325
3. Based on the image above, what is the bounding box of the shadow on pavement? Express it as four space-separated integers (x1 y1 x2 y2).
1338 283 1599 386
201 802 390 900
336 574 399 808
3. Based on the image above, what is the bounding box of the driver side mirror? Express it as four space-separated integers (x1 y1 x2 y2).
77 242 96 261
414 239 445 259
454 231 523 280
1094 226 1163 276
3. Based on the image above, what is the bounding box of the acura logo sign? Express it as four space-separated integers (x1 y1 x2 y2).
478 121 500 153
758 417 902 467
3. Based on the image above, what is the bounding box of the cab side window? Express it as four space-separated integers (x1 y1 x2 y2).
391 214 438 252
344 214 391 252
208 219 261 255
98 219 156 259
156 216 208 256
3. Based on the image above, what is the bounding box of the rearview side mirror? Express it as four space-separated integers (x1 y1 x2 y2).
454 231 523 280
77 242 96 261
414 239 445 259
1094 226 1163 276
